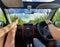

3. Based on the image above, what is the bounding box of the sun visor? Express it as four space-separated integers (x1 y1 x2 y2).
1 0 23 7
36 3 60 9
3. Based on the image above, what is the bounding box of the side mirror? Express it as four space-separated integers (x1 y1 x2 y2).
54 20 60 27
0 21 5 28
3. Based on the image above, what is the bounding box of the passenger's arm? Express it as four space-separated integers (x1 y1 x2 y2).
45 20 60 40
4 16 18 47
4 25 17 47
0 17 18 38
0 17 18 47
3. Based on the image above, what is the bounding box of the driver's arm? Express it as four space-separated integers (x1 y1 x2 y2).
45 20 60 40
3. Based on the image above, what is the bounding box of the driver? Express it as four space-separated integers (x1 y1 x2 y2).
33 19 60 47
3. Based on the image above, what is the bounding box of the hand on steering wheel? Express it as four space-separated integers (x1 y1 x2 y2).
37 20 53 40
45 20 52 25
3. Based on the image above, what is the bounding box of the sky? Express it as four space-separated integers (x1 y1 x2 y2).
8 9 51 14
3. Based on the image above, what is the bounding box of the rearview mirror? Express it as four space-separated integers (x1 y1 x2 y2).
54 21 60 27
0 21 5 28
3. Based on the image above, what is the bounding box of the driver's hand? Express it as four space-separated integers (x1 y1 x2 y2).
45 20 52 25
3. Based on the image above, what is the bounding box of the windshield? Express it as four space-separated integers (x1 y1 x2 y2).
6 8 51 25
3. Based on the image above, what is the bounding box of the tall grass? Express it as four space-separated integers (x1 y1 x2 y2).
52 8 60 22
0 13 6 24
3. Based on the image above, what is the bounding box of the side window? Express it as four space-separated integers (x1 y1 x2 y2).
0 8 6 24
52 8 60 27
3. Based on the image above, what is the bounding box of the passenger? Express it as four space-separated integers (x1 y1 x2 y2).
0 17 18 47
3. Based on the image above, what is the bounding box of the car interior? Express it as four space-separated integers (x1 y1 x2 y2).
0 0 60 47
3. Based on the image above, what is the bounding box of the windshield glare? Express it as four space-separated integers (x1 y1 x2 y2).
22 0 54 2
6 9 51 25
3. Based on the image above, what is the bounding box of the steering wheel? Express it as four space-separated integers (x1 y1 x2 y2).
37 21 53 40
